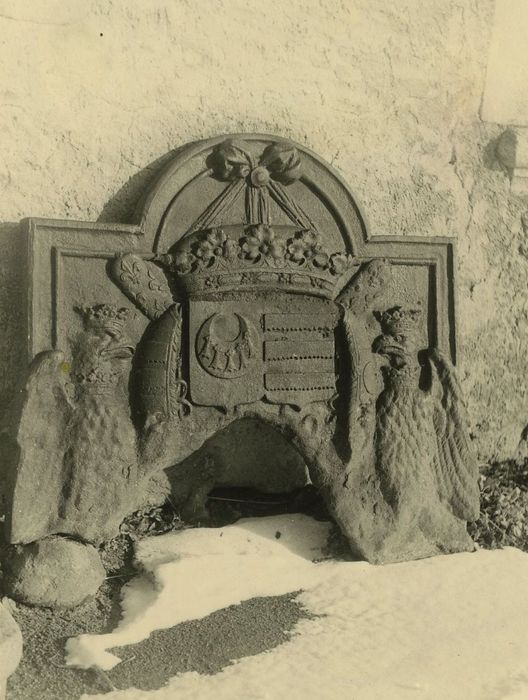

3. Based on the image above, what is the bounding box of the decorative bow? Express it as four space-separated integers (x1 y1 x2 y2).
211 140 302 185
188 139 316 233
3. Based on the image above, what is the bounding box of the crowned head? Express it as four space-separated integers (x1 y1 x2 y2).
374 306 421 338
77 304 129 338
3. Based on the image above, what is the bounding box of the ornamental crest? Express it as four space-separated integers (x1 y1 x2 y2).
112 137 354 411
10 132 473 574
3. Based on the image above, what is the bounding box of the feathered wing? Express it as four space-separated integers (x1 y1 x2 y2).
2 351 74 543
428 349 480 521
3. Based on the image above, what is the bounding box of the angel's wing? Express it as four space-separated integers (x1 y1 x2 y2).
428 348 480 521
2 351 74 543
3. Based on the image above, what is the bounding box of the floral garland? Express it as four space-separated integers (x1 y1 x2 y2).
160 225 352 278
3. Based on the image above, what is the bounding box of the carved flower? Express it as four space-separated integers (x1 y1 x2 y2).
172 251 194 274
195 229 228 263
329 252 352 275
241 225 285 262
287 231 329 267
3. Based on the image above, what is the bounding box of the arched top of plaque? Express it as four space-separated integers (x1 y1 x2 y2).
136 133 368 255
23 131 457 364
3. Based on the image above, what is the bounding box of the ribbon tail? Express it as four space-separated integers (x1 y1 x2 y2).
186 179 245 235
268 180 318 232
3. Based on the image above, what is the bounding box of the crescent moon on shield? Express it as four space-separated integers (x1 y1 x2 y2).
195 312 255 379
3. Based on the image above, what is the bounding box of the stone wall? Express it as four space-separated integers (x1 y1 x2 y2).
1 0 526 463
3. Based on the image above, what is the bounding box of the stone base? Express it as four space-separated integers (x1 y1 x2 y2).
2 537 106 608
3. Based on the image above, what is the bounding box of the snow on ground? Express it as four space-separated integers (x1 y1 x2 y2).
66 514 528 700
66 514 331 671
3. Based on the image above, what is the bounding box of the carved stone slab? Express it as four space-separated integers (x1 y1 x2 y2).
1 133 477 596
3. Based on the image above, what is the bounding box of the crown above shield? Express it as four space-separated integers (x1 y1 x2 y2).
155 139 354 299
156 223 353 299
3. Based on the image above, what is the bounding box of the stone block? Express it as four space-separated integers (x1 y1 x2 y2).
2 537 106 608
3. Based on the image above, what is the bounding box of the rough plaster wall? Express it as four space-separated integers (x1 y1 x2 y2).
0 0 525 463
481 0 528 125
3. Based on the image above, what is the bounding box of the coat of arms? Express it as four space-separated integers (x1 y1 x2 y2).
3 134 479 579
113 139 351 412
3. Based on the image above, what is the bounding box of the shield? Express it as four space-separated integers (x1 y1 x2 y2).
263 312 336 405
188 300 264 408
188 298 338 409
